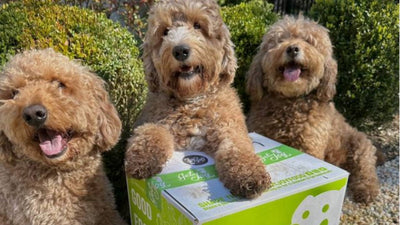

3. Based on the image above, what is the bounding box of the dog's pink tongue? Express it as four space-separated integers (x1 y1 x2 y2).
283 66 301 82
38 130 64 157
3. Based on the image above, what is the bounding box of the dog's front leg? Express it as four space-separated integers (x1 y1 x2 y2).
211 128 271 199
125 123 174 179
343 131 380 204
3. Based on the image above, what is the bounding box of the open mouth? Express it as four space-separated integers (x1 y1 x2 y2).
175 65 203 80
279 62 306 82
33 128 73 159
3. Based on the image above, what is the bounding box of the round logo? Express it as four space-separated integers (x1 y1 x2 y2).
182 155 208 165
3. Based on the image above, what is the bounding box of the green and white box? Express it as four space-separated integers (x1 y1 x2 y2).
126 133 349 225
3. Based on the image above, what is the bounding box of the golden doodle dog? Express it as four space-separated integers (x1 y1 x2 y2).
125 0 270 198
246 16 379 203
0 49 126 225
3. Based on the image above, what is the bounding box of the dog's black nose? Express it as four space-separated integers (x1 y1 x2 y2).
286 45 300 58
173 45 191 61
23 104 47 127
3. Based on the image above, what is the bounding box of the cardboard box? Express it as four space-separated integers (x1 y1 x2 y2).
126 133 349 225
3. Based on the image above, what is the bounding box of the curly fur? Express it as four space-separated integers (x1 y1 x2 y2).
125 0 270 199
0 49 126 224
246 16 379 203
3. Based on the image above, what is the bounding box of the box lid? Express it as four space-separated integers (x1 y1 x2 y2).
145 133 349 223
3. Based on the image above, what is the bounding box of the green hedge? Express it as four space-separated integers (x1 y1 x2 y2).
222 0 278 111
218 0 251 6
0 0 147 220
310 0 399 130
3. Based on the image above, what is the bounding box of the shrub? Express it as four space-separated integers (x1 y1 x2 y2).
222 0 278 111
0 0 147 220
54 0 153 43
310 0 399 130
218 0 251 6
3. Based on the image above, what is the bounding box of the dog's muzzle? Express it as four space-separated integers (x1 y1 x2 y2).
286 45 300 58
173 44 191 61
23 104 47 128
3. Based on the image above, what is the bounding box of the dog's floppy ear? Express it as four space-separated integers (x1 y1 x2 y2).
0 132 15 163
219 24 237 86
142 42 159 92
92 77 122 152
246 50 265 102
316 56 337 102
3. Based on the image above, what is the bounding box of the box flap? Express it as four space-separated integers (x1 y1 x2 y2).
145 133 349 223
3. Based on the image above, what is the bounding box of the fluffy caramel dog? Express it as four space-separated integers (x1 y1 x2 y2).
125 0 270 198
0 49 126 225
246 16 379 203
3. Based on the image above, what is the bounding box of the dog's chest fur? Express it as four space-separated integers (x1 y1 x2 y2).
248 96 333 147
139 88 243 153
0 158 109 225
141 94 222 152
164 103 212 151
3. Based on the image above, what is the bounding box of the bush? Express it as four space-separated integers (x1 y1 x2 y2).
310 0 399 130
218 0 251 6
0 0 147 220
222 0 278 111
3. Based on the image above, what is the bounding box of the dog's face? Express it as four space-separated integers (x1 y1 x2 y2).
143 0 236 100
0 49 121 166
247 16 337 101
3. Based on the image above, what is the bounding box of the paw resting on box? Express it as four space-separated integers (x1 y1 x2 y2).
125 124 174 179
215 140 271 199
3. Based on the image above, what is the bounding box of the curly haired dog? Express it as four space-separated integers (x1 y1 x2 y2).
246 16 379 203
0 49 127 225
124 0 270 199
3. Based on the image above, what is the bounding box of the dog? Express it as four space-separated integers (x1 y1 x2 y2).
124 0 270 199
246 16 379 203
0 49 127 224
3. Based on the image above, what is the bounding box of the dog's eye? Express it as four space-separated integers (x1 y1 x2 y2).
163 28 169 36
194 22 201 29
11 89 19 99
52 80 66 89
58 82 66 89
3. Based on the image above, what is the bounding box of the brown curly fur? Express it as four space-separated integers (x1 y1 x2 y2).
0 49 126 225
125 0 270 199
246 16 379 204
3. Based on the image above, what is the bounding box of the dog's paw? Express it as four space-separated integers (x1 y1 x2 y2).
124 124 174 179
349 175 380 204
231 171 271 199
220 163 271 199
125 161 163 179
124 144 164 179
351 182 379 204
